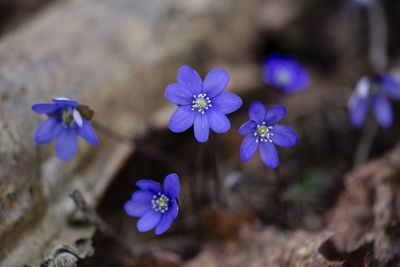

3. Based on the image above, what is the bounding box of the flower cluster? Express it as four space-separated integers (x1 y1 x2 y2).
32 97 98 161
124 173 180 235
262 54 310 93
33 65 302 235
349 74 400 128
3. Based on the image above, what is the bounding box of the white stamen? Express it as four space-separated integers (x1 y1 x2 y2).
151 193 170 213
254 122 273 143
192 93 212 114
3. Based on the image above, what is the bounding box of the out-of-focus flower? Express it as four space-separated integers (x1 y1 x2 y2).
353 0 373 7
124 173 180 235
239 101 298 169
165 65 242 143
32 97 98 161
262 54 310 93
349 74 400 128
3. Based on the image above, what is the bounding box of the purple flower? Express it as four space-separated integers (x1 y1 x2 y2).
165 66 243 143
124 173 180 235
239 101 298 169
349 74 400 128
32 97 98 161
262 54 310 93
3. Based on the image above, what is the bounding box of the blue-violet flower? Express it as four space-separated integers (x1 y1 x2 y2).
165 65 243 143
124 173 180 235
349 74 400 128
32 97 99 161
239 101 298 168
262 54 310 93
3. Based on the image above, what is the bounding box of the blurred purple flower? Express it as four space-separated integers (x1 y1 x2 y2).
353 0 372 7
349 74 400 128
262 54 310 93
32 97 98 161
239 101 298 169
124 173 180 235
165 65 243 143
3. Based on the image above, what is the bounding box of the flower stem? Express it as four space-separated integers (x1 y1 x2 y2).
92 120 133 143
209 134 226 207
367 0 387 74
193 143 207 208
353 119 378 166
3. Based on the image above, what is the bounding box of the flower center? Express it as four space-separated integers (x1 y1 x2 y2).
276 69 291 85
254 123 273 143
152 192 170 213
192 93 212 114
369 83 379 97
62 108 74 125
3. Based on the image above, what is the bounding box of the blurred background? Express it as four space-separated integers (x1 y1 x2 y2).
1 0 400 266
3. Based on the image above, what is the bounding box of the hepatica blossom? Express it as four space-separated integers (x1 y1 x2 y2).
239 101 298 168
32 97 98 161
124 173 180 235
165 66 242 142
262 54 309 93
349 74 400 128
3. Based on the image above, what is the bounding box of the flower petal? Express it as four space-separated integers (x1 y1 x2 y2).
136 180 162 193
168 106 195 133
271 124 298 147
32 103 60 114
259 142 279 169
373 95 393 128
262 54 309 93
249 101 267 123
379 74 400 100
239 121 257 136
124 199 151 218
78 119 99 145
207 109 231 133
131 190 154 204
52 97 79 108
289 65 310 93
177 66 202 95
211 91 243 114
55 127 78 161
264 105 286 125
34 117 62 144
137 210 161 232
355 76 370 97
73 109 83 128
170 198 179 219
163 173 180 199
240 135 258 162
349 93 369 128
155 212 174 235
165 83 193 105
203 68 230 98
194 113 210 143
